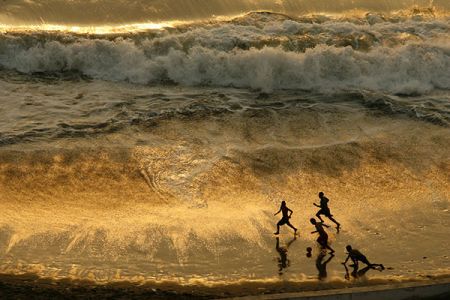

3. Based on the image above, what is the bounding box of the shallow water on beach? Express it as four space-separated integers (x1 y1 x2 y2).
0 1 449 292
0 82 449 288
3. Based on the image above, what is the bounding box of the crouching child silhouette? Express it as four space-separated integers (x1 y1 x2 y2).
342 245 384 270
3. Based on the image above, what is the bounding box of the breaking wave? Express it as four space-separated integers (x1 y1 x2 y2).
1 12 449 94
1 4 450 291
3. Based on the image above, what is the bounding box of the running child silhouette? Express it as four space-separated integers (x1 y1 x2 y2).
274 201 297 235
314 192 341 231
310 218 335 253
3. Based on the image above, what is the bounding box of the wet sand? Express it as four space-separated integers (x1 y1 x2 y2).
1 274 449 299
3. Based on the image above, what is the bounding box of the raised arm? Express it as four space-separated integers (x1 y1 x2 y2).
313 203 321 208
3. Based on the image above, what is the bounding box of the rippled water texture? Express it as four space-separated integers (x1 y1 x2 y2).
0 1 449 292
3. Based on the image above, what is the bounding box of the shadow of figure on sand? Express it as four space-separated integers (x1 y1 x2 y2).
344 263 375 280
275 236 297 275
316 251 335 281
343 261 385 280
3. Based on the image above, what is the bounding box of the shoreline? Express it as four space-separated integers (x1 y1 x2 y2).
1 274 449 299
224 279 450 300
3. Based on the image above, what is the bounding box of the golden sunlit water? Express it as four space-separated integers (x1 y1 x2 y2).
0 23 177 34
0 0 449 298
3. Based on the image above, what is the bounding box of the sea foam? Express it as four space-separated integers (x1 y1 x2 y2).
0 13 449 94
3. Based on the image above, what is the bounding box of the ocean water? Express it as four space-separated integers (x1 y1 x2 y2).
0 0 449 292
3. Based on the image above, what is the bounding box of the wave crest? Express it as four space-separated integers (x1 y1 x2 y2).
1 37 448 94
1 12 449 94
